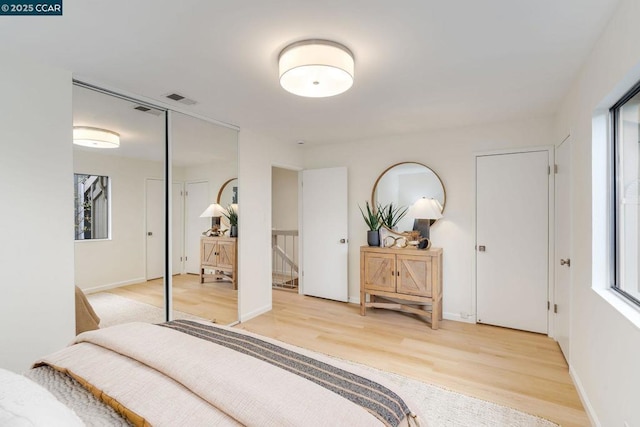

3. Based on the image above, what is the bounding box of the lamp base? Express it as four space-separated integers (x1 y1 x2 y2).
413 219 431 239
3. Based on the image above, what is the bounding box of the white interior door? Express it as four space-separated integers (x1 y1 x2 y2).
555 139 571 359
146 179 164 280
172 182 185 275
301 167 348 302
185 181 209 274
476 150 549 333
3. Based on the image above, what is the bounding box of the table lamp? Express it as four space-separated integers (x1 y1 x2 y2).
411 197 443 239
200 203 224 228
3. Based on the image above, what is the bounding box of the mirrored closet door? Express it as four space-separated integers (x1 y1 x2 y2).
170 112 239 325
73 85 239 329
73 84 168 328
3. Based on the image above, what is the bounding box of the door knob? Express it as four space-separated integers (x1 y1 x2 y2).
560 258 571 267
147 232 153 236
478 245 486 252
340 238 347 244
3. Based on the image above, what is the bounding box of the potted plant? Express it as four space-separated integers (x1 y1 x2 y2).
223 204 238 237
358 201 382 246
378 202 408 231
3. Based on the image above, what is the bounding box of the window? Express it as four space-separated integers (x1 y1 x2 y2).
74 173 110 240
612 81 640 306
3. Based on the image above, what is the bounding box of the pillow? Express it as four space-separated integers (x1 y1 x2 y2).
0 368 84 426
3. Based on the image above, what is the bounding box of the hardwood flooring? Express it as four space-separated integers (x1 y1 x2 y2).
104 280 588 426
106 274 238 325
238 291 589 427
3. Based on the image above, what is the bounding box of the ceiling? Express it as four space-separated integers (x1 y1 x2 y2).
73 85 238 166
0 0 621 145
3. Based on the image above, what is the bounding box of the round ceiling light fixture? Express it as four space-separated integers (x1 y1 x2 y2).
73 126 120 149
279 39 354 98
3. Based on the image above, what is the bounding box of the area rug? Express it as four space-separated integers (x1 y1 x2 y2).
362 366 558 427
87 292 209 328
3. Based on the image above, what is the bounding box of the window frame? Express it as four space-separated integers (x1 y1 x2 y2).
610 79 640 308
74 173 111 241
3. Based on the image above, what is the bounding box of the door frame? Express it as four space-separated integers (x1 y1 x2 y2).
472 145 555 336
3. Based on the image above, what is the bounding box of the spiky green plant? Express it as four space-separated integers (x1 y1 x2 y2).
222 205 238 226
378 202 408 230
358 201 381 231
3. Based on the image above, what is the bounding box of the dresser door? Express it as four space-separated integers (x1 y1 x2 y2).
396 254 432 297
363 252 396 292
201 239 217 266
216 240 236 270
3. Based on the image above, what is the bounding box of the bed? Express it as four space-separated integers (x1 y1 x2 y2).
4 320 423 426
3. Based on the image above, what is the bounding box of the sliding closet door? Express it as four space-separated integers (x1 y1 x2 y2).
73 84 168 326
170 112 239 324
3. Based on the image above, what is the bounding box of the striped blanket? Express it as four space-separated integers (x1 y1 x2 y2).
35 320 422 426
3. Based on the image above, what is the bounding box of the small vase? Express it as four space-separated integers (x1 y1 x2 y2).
230 225 238 237
367 230 380 247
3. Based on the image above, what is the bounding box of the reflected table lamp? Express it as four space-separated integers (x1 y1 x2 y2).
200 203 224 229
411 197 443 239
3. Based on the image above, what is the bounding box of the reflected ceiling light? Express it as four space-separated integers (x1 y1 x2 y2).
73 126 120 149
279 39 354 98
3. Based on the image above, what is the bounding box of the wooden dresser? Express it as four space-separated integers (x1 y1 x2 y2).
360 245 443 329
200 236 237 290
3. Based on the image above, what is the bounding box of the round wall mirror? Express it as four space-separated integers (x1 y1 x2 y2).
372 162 445 234
217 178 237 226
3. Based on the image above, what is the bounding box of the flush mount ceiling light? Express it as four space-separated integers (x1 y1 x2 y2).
73 126 120 149
278 39 354 98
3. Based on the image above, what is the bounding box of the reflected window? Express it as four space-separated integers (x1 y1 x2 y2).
74 173 110 240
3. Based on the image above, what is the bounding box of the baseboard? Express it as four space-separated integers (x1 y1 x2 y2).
348 295 360 305
82 277 146 294
570 365 600 426
443 312 476 323
239 304 272 323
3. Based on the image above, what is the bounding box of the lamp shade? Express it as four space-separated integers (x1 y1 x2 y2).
411 197 443 220
200 203 224 218
73 126 120 149
279 40 354 98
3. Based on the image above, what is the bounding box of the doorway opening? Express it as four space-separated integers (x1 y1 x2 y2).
271 166 300 292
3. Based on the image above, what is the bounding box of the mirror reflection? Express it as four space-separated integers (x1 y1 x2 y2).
172 112 238 324
217 178 238 207
72 85 239 332
372 162 445 234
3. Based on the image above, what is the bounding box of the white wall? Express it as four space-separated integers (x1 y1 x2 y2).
272 167 299 230
0 54 75 372
302 116 554 317
183 160 238 205
74 150 163 291
554 0 640 425
238 130 303 321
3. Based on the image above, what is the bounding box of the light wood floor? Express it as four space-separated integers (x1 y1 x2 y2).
107 274 238 325
105 281 588 426
238 291 589 427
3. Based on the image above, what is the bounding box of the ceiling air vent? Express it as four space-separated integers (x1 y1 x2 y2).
133 105 163 116
164 92 197 106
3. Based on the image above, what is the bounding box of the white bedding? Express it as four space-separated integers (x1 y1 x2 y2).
0 367 84 427
35 320 423 427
